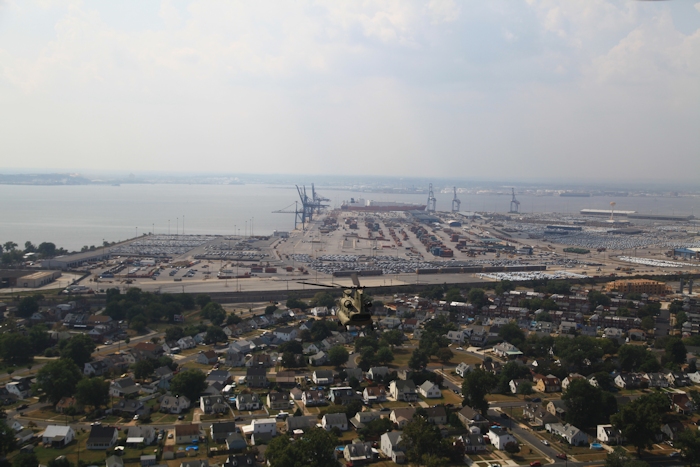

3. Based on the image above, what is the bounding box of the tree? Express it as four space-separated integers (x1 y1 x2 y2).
518 382 534 395
265 305 278 315
281 351 300 369
611 393 667 457
498 322 525 347
37 242 57 257
408 349 429 371
328 346 349 367
60 333 97 367
617 345 659 372
467 288 487 309
462 368 496 415
205 326 227 344
2 241 17 252
16 296 39 318
589 290 611 309
133 359 156 380
664 337 687 365
195 294 211 308
436 347 453 364
35 358 83 405
0 333 33 365
266 427 338 467
75 377 110 409
444 287 464 302
286 296 309 311
24 241 36 253
201 302 226 325
402 415 452 465
381 329 404 348
165 326 185 342
675 428 700 466
0 420 16 456
170 369 207 401
495 280 515 296
376 347 395 365
563 379 613 428
12 453 38 467
48 457 73 467
310 292 336 308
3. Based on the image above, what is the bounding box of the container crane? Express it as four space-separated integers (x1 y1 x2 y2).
451 186 461 213
509 188 520 214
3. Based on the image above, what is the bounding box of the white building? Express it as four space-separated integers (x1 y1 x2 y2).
418 381 442 399
251 419 277 436
487 427 518 451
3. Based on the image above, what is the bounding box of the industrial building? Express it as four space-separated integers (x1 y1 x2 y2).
42 249 112 270
10 271 62 288
603 279 672 295
674 248 700 260
580 209 636 217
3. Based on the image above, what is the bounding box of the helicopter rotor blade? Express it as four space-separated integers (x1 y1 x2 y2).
351 273 360 287
296 281 338 289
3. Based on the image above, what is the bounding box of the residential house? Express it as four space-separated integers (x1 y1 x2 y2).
175 424 200 445
546 423 588 446
312 370 334 385
251 418 277 436
666 371 691 388
456 362 472 378
455 434 488 454
343 442 375 465
597 425 623 445
113 398 149 418
275 371 297 388
311 307 329 317
308 351 328 366
177 336 196 350
210 422 237 443
389 380 418 402
6 377 32 399
86 425 118 450
418 381 442 399
523 403 559 427
225 433 247 451
106 455 124 467
362 386 387 404
345 368 364 382
246 353 273 368
266 391 290 410
84 360 109 377
547 400 567 419
493 342 523 359
488 427 518 450
509 379 530 394
328 387 361 405
561 374 585 392
380 431 405 464
225 349 245 367
670 393 695 415
286 416 317 433
367 367 389 381
446 330 466 345
457 406 489 430
302 390 327 407
160 395 190 414
614 373 645 389
41 425 75 448
56 397 77 414
200 395 228 415
196 351 218 365
643 372 669 388
688 371 700 384
390 408 416 428
322 413 348 431
245 367 268 388
110 377 140 397
127 426 156 446
302 343 320 355
236 393 261 411
206 370 232 386
424 406 447 425
661 421 685 441
350 411 382 430
534 374 561 393
273 326 297 342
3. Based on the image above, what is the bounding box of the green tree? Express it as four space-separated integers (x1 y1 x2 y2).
589 290 611 309
675 428 700 466
169 369 207 401
0 420 16 456
611 393 667 457
2 241 17 252
310 292 336 308
381 329 404 348
467 288 487 308
75 377 110 409
402 415 451 465
201 302 226 325
265 304 278 315
563 379 615 428
35 358 83 405
498 322 525 347
165 326 185 342
0 333 33 365
286 296 309 310
444 287 464 302
408 349 429 371
36 242 57 257
495 280 515 296
328 346 349 367
376 346 395 365
281 351 300 369
664 337 687 365
436 347 453 364
205 326 227 344
462 368 496 415
48 457 73 467
16 296 39 318
12 452 38 467
195 294 211 308
133 359 156 380
617 345 659 372
518 381 534 395
60 333 96 367
266 427 338 467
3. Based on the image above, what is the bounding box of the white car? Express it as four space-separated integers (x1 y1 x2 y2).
541 440 549 446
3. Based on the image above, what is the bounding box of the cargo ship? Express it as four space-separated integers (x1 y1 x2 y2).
341 198 426 212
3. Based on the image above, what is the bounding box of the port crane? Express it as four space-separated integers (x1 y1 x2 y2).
509 188 520 214
273 184 328 230
427 183 437 213
451 186 461 213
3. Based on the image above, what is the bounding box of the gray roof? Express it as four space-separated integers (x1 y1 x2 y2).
324 413 347 425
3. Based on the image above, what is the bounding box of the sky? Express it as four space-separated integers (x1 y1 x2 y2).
0 0 699 183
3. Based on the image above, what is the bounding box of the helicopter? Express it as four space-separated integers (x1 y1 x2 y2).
299 273 373 328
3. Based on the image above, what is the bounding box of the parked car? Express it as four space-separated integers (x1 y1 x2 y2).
541 440 549 446
530 461 541 467
556 454 567 460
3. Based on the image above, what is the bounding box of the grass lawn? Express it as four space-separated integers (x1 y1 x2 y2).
485 393 520 402
17 431 107 466
388 349 411 368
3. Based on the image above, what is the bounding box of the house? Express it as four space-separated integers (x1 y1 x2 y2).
267 391 290 410
643 372 669 388
367 367 389 381
534 374 561 393
84 360 109 377
273 326 298 342
236 393 261 411
127 426 156 446
160 395 190 414
6 377 32 399
345 368 364 382
311 307 329 317
302 343 320 355
106 455 124 467
245 353 273 368
670 393 695 415
389 380 418 402
308 351 328 366
225 433 248 451
175 424 200 444
181 461 209 467
350 411 382 430
561 374 585 392
206 370 232 386
56 397 77 414
139 455 156 467
113 398 149 418
177 336 196 350
200 395 229 414
380 431 405 464
455 434 488 454
363 386 387 404
322 413 348 431
313 370 333 385
302 390 327 407
286 415 317 433
614 373 644 389
488 427 518 450
661 421 685 441
456 362 472 378
225 349 245 367
41 425 75 448
688 371 700 384
210 421 237 443
418 381 442 399
493 342 523 359
110 377 140 397
547 400 567 419
509 379 530 394
457 405 489 430
197 350 218 365
597 425 623 444
390 408 416 428
329 387 361 405
251 418 277 436
628 329 646 341
546 423 588 446
245 367 268 388
87 425 118 450
424 406 447 425
523 403 559 427
343 442 375 465
666 371 691 388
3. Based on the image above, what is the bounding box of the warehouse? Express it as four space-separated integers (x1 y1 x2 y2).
674 248 700 260
16 271 62 288
42 249 112 270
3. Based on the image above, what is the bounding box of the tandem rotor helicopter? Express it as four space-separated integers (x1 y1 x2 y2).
299 273 373 329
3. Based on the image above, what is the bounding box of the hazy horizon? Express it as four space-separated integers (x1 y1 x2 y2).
1 1 698 183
